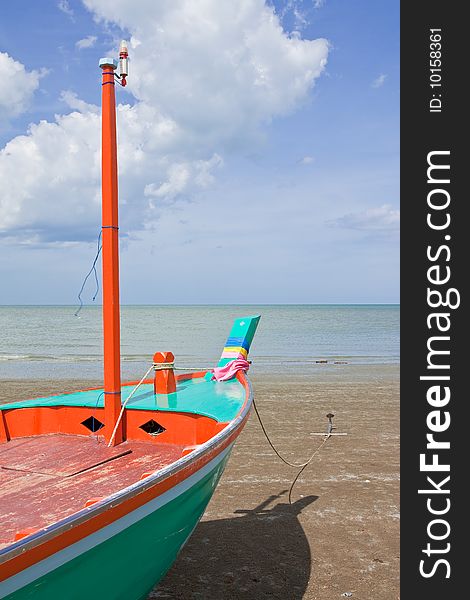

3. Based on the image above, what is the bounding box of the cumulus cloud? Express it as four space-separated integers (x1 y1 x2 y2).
0 52 46 120
1 101 184 241
0 98 222 242
327 204 400 232
1 0 329 243
76 35 97 49
84 0 328 142
299 155 314 164
372 74 387 88
0 110 101 241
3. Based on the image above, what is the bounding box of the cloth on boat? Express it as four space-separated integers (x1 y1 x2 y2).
211 358 250 382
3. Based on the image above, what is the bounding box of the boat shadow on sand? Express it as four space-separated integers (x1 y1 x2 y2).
150 491 318 600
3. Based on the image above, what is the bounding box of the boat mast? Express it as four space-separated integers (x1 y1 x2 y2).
99 50 126 446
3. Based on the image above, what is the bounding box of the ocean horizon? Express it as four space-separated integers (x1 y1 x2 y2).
0 304 399 379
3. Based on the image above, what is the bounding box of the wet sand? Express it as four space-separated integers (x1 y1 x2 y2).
0 364 399 599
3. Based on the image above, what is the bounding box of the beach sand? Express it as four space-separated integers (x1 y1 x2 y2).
0 364 399 599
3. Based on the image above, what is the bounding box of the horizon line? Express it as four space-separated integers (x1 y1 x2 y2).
0 302 400 307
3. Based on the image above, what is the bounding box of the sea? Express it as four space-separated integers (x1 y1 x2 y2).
0 305 399 380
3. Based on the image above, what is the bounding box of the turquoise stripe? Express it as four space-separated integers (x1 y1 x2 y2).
0 377 245 423
217 316 260 367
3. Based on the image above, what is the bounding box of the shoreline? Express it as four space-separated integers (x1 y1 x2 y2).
0 363 399 402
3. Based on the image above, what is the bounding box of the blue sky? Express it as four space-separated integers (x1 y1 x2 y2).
0 0 399 304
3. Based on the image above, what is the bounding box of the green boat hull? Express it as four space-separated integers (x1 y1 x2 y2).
2 449 231 600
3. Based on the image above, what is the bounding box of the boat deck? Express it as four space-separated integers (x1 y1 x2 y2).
0 434 185 549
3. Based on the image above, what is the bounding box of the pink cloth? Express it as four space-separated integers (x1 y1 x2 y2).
211 358 250 382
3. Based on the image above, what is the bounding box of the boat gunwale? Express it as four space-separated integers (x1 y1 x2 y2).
0 370 208 412
0 371 252 567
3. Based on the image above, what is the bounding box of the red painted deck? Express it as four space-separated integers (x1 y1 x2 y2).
0 434 185 548
0 436 132 477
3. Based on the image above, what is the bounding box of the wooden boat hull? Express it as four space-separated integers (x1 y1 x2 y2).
1 315 260 599
2 446 232 600
0 368 253 599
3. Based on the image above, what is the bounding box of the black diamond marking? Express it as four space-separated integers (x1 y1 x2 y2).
81 416 105 433
139 419 166 436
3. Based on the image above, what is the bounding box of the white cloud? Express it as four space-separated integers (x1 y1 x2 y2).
60 90 99 113
0 99 221 242
76 35 97 50
0 110 101 241
372 73 387 88
314 1 326 8
0 53 46 120
1 0 329 243
327 204 400 232
144 154 223 203
84 0 328 141
57 0 74 18
299 155 314 164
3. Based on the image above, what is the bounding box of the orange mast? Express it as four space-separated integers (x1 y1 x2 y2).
99 55 122 445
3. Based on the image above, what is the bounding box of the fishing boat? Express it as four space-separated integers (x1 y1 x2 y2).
0 43 260 599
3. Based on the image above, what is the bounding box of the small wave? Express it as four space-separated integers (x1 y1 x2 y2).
0 354 100 363
0 353 155 363
0 354 31 361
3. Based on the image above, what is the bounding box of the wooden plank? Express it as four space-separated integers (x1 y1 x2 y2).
0 438 185 544
0 435 131 477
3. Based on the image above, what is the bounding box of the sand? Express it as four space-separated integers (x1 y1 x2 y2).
0 364 399 599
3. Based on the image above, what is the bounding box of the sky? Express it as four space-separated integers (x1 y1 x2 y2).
0 0 399 304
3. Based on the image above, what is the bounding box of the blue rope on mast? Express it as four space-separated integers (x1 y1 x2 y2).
74 231 102 317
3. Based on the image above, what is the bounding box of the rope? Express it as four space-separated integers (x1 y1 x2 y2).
287 436 330 504
107 364 154 447
252 397 332 504
153 362 175 371
74 231 102 317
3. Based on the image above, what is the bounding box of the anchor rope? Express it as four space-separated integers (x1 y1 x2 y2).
252 397 330 469
252 397 332 504
287 436 330 504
